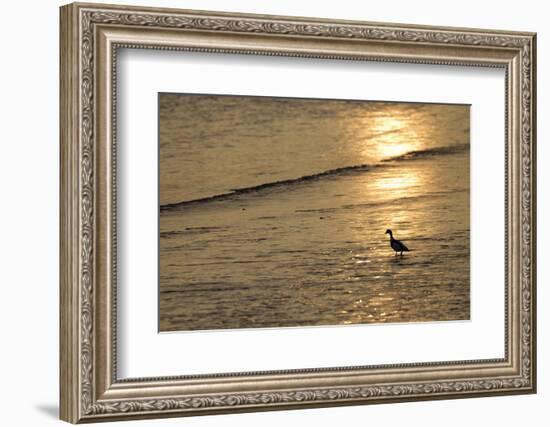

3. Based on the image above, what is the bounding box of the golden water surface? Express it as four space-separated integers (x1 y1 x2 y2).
159 94 470 332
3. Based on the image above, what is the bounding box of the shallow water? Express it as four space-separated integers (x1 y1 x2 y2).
159 94 470 332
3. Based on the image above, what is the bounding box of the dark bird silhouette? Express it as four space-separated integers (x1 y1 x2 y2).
385 229 410 256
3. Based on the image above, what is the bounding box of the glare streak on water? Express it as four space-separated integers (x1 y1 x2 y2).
159 95 470 332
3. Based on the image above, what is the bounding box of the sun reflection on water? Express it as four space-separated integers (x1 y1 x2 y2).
355 106 441 163
376 141 417 159
371 114 420 160
371 169 422 199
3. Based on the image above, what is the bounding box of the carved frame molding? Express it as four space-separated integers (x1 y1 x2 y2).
60 2 536 423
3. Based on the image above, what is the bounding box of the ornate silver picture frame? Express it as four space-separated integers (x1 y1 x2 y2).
60 2 536 423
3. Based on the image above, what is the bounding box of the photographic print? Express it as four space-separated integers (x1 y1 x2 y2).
159 93 470 332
